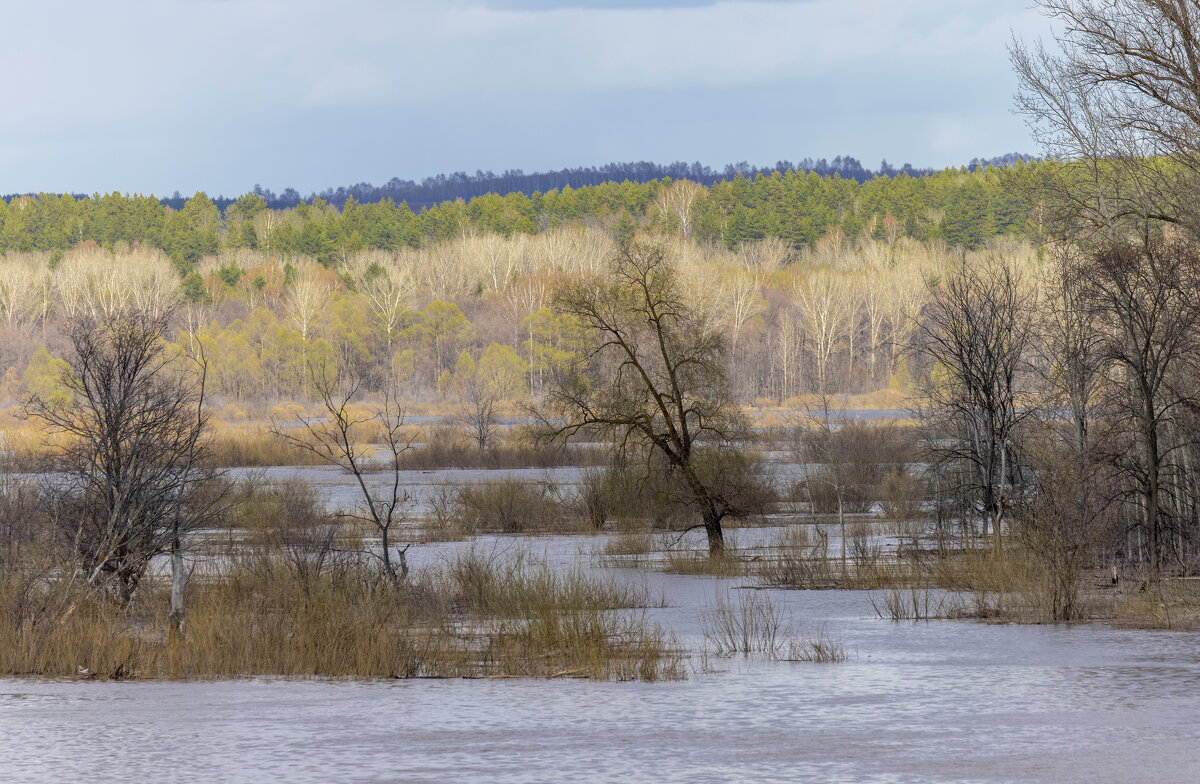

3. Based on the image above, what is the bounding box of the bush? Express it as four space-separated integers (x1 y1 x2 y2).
400 424 602 470
792 420 918 513
574 451 773 533
443 480 582 535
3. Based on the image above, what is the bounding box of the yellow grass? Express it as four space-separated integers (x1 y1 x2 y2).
0 549 682 681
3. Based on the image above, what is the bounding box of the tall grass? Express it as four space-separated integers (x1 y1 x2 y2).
423 480 590 539
0 546 682 681
206 425 330 467
701 591 848 662
702 592 789 657
400 425 603 470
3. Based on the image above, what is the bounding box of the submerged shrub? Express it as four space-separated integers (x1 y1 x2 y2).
446 480 580 534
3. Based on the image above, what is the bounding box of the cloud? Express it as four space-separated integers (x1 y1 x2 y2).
462 0 796 8
0 0 1047 194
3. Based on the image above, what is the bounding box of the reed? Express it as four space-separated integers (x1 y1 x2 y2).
425 480 590 538
206 425 329 467
702 592 789 657
400 425 602 470
0 546 682 681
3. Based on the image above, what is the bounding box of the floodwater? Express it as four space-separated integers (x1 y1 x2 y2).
4 470 1200 783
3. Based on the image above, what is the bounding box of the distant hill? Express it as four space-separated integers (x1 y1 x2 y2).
167 153 1034 211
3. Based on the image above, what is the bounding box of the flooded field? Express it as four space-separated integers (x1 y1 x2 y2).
4 575 1200 783
4 466 1200 783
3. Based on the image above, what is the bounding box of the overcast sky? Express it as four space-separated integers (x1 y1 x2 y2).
0 0 1051 196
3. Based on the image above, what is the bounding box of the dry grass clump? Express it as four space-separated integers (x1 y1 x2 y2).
206 425 331 467
865 547 1106 623
786 628 849 663
0 547 682 681
663 550 746 577
702 592 789 656
752 524 918 590
754 526 838 588
441 549 656 616
1107 582 1200 630
423 480 589 539
919 549 1045 619
868 586 971 621
701 591 848 662
400 425 601 470
482 607 680 681
601 530 658 557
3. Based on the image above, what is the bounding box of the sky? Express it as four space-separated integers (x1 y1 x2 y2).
0 0 1053 197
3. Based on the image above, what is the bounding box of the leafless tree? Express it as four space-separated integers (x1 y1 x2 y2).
793 270 854 396
543 239 760 556
350 252 417 352
272 367 415 584
653 179 704 239
284 263 334 343
1081 238 1200 579
1011 0 1200 237
772 306 804 403
458 373 500 451
27 308 217 607
1017 244 1115 616
912 254 1038 553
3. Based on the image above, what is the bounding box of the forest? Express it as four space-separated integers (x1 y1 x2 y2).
0 157 1040 412
13 152 1031 213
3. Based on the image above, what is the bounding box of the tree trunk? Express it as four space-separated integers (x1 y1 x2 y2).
838 494 847 578
702 505 725 558
380 527 410 585
1141 399 1161 582
169 535 187 635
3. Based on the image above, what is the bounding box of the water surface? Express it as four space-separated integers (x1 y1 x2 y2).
4 470 1196 783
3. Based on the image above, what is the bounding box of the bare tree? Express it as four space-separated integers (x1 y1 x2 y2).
27 308 217 606
721 266 765 359
653 179 704 238
0 258 41 336
793 270 853 396
285 264 335 343
544 239 759 556
1011 0 1200 236
1018 244 1114 617
351 252 417 352
773 306 804 403
273 367 415 584
913 254 1037 553
1082 238 1200 579
456 368 500 451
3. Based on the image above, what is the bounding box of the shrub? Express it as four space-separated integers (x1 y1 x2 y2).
447 480 580 534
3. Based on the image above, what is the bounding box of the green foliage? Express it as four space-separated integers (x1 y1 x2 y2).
182 271 208 303
22 347 71 406
0 163 1042 264
478 343 527 400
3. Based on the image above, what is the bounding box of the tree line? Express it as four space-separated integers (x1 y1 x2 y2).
0 158 1045 274
0 229 1002 410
